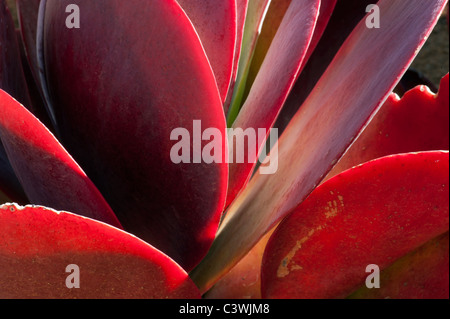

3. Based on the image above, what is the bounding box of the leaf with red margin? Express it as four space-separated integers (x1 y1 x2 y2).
261 151 449 299
225 0 321 208
0 204 200 299
16 0 52 127
300 0 337 69
209 72 450 299
224 0 248 114
348 232 449 299
226 0 270 124
0 141 28 204
15 27 53 130
43 0 228 272
244 0 292 99
327 74 450 179
0 89 121 228
177 0 236 103
0 0 32 110
244 0 337 101
191 0 448 292
274 0 375 134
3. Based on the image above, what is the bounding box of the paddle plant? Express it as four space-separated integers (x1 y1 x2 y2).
0 0 448 299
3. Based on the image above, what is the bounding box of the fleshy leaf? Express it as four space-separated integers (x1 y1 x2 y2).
177 0 237 103
0 204 200 299
261 151 449 299
0 0 32 110
43 0 228 271
327 74 450 179
16 0 53 127
0 141 27 204
191 0 448 292
226 0 270 125
274 0 375 134
212 72 450 297
204 228 274 299
224 0 249 114
244 0 337 101
243 0 292 100
300 0 337 68
0 89 121 228
16 0 41 92
225 0 321 208
349 232 449 299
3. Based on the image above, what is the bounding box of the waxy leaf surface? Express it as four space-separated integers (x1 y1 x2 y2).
349 232 449 299
44 0 228 271
226 0 321 208
0 89 121 228
226 0 270 124
327 74 450 178
0 204 200 299
274 0 375 133
177 0 237 102
262 152 449 299
245 0 337 100
191 0 448 292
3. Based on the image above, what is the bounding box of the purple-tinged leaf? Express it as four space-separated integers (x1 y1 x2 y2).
0 204 200 299
348 232 449 299
191 0 448 292
245 0 337 101
0 89 122 228
274 0 375 134
226 0 270 124
224 0 249 114
44 0 228 272
301 0 337 68
0 0 32 110
16 0 41 91
225 0 321 208
245 0 292 98
16 0 52 127
177 0 237 103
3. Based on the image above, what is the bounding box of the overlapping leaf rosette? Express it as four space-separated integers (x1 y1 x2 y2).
0 0 448 299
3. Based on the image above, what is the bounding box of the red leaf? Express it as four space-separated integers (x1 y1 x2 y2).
301 0 337 67
245 0 293 97
0 204 200 299
261 151 449 299
191 0 447 292
224 0 249 113
177 0 236 103
274 0 375 133
348 232 449 299
245 0 337 100
327 74 450 179
226 0 270 124
0 89 121 228
226 0 321 208
43 0 228 271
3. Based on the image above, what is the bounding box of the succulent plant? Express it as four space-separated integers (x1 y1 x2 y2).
0 0 448 299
